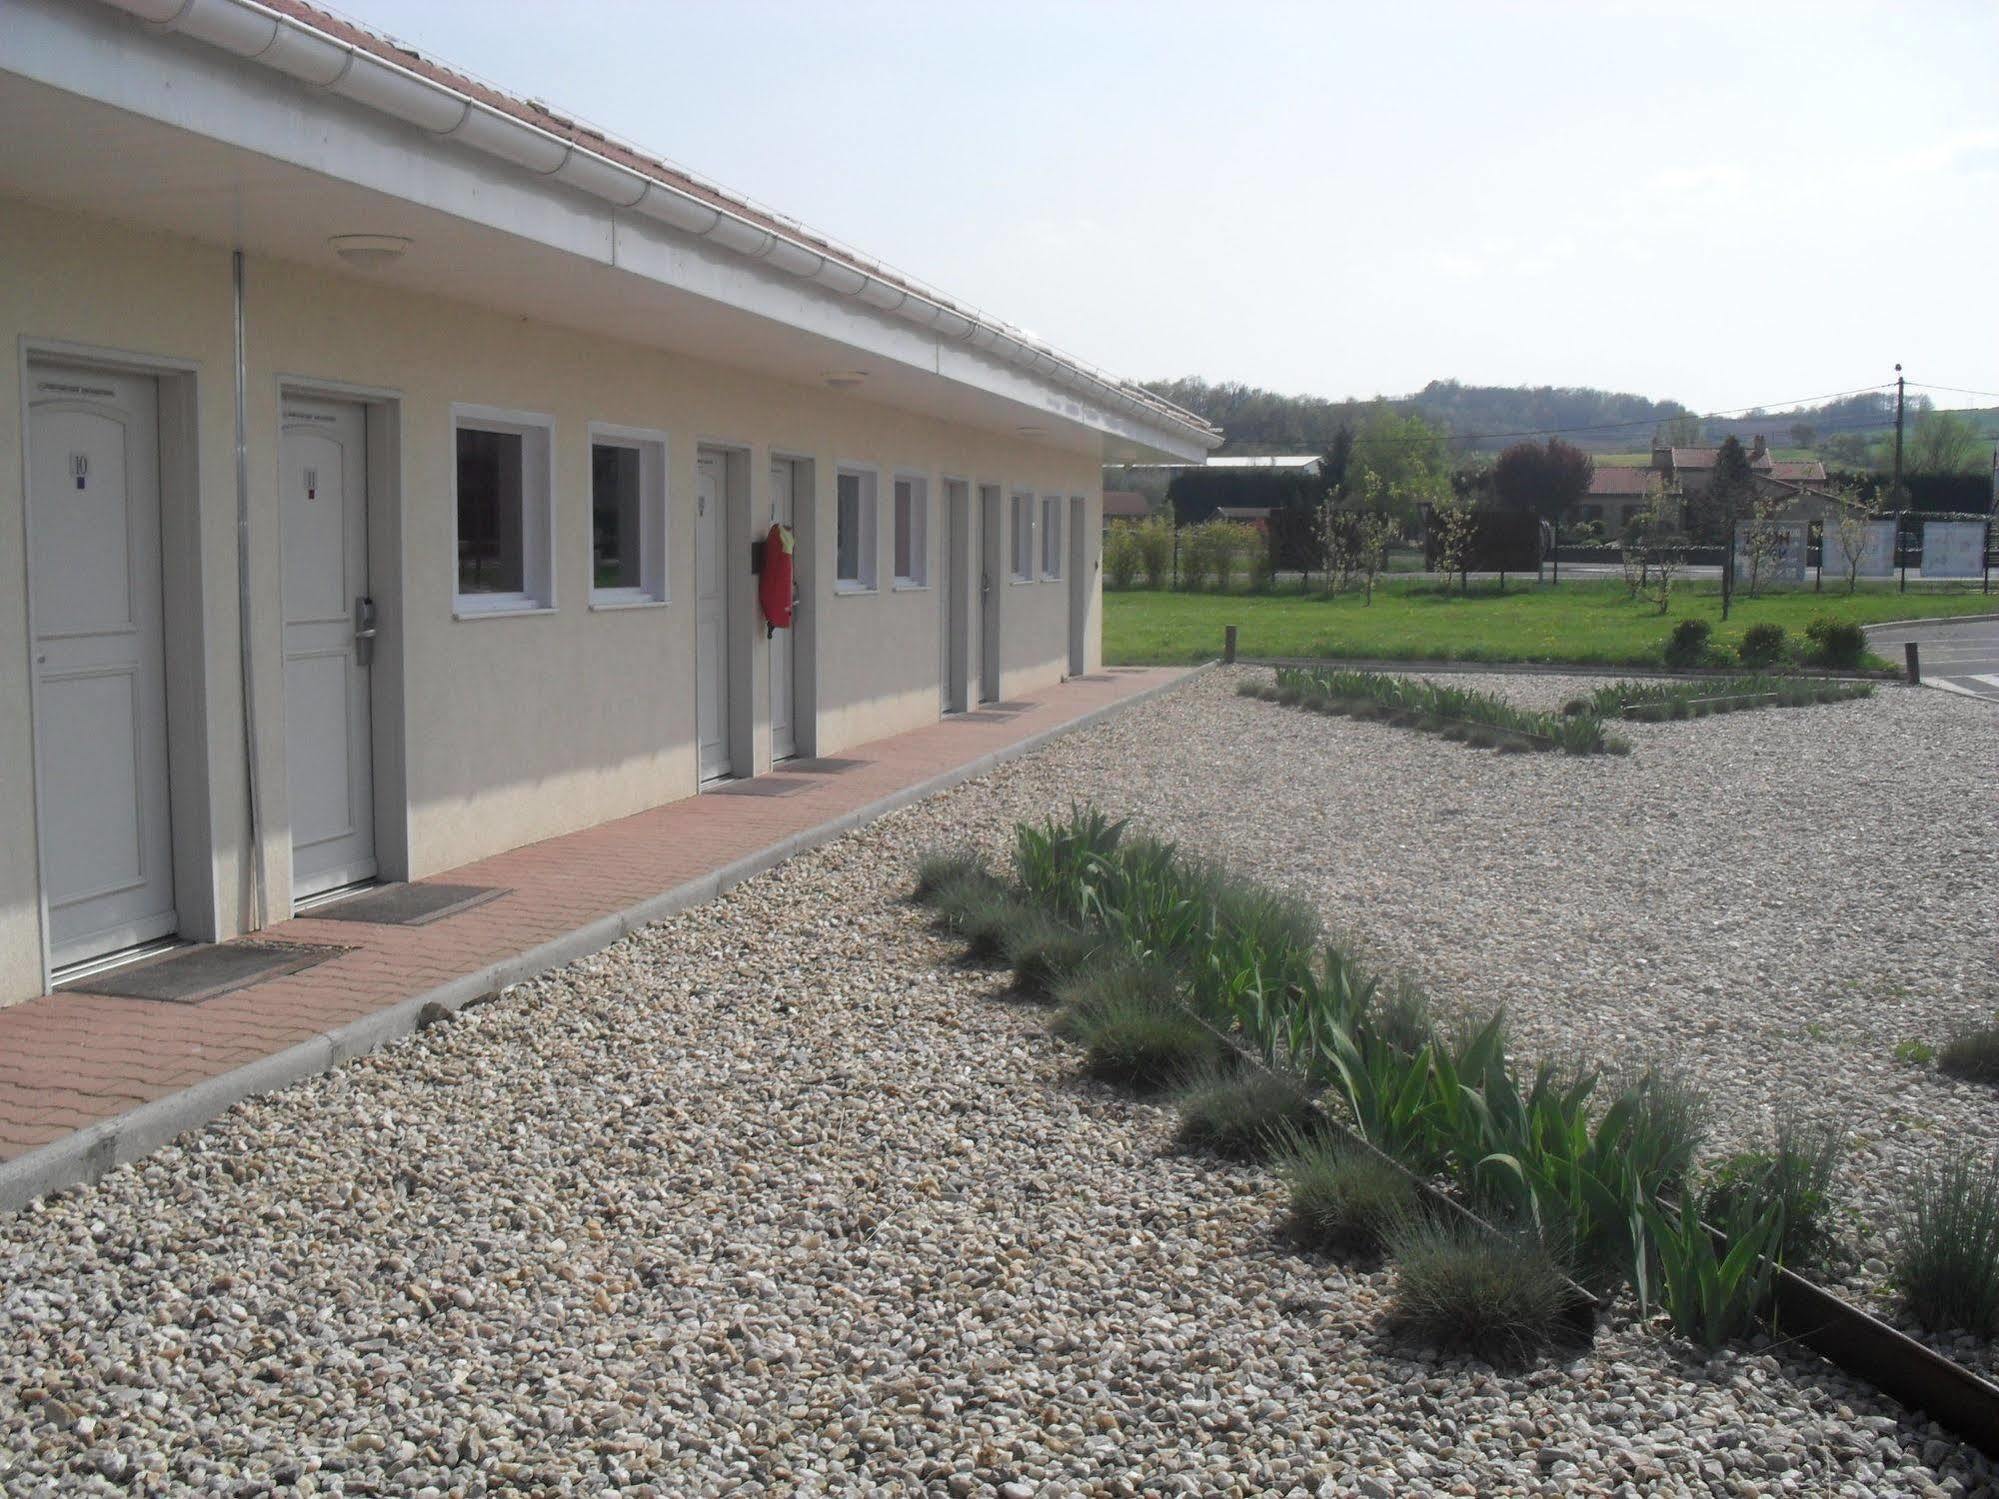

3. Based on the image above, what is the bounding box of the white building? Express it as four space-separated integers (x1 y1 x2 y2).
0 0 1219 1007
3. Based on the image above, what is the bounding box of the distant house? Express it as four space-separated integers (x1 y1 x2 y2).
1655 436 1830 506
1213 506 1275 533
1577 467 1665 532
1102 490 1151 528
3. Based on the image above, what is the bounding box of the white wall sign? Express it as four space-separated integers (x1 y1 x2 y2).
1922 519 1987 580
1822 518 1895 579
1735 520 1807 583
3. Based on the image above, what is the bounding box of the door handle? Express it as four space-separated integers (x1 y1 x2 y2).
353 595 377 665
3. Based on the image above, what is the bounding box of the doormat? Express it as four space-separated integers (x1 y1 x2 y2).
705 778 807 797
74 941 349 1005
775 757 870 774
313 883 509 927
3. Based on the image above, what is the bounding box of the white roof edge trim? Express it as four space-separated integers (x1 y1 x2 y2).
93 0 1221 451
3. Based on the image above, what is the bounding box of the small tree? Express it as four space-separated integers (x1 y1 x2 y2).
1700 436 1757 618
1429 490 1479 592
1740 489 1791 597
1133 515 1174 590
1642 484 1684 615
1104 523 1141 590
1318 502 1359 595
1827 485 1878 595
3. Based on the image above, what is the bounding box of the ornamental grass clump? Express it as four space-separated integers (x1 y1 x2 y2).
931 876 1034 962
912 849 991 905
1000 909 1104 999
1386 1214 1573 1367
1940 1025 1999 1086
1062 983 1225 1092
1699 1113 1846 1270
1173 1066 1317 1160
1275 1125 1417 1257
1899 1148 1999 1337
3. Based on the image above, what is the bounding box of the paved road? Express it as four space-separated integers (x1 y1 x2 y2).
1865 616 1999 701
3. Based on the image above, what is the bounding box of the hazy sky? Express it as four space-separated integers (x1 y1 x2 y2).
342 0 1994 415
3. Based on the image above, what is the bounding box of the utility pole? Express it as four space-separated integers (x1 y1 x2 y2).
1893 363 1907 592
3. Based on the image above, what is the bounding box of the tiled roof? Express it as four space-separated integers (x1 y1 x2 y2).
1668 447 1776 469
1769 460 1827 482
1588 467 1663 496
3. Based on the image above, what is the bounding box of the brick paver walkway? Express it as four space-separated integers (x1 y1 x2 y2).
0 668 1186 1166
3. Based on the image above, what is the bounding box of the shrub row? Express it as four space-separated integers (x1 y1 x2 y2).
1561 675 1876 723
1244 668 1630 756
1662 616 1871 671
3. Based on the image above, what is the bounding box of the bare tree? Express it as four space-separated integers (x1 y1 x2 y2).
1827 485 1878 595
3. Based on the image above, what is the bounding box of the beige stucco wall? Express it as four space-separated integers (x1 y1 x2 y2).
0 196 1101 1006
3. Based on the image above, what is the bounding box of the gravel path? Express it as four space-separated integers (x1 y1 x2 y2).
1 670 1995 1495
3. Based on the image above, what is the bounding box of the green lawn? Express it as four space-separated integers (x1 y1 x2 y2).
1104 579 1995 668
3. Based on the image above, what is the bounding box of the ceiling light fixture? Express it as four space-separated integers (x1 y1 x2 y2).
330 234 412 269
1016 424 1047 436
822 370 867 390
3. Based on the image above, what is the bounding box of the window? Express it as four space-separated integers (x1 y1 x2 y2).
836 468 877 591
588 425 668 606
1010 492 1034 581
893 475 929 587
1040 496 1063 579
454 407 553 614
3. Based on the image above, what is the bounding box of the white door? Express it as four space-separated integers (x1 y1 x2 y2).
27 363 177 968
696 452 730 781
978 486 1002 702
768 457 796 761
938 494 955 714
281 399 376 898
1068 497 1088 676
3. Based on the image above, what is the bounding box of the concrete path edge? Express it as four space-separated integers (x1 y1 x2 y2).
0 665 1208 1213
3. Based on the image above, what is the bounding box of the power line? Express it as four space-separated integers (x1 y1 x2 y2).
1905 381 1999 403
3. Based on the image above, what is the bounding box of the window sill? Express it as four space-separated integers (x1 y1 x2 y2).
1009 576 1036 586
453 601 557 621
892 580 930 592
589 595 670 612
834 581 877 597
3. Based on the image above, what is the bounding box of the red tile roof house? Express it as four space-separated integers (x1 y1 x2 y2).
1576 466 1666 532
1655 437 1831 501
0 0 1220 1009
1102 490 1152 526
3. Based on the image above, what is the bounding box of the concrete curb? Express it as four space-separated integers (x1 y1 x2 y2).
1236 656 1900 684
1862 613 1999 632
0 666 1205 1214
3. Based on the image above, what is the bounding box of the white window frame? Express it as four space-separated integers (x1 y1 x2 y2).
452 404 556 617
1009 490 1035 583
835 465 878 594
893 472 930 589
586 422 669 609
1040 495 1063 580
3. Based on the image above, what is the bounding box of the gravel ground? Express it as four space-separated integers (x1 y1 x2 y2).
1 668 1995 1495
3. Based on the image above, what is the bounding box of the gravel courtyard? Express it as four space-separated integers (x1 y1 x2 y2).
2 669 1995 1495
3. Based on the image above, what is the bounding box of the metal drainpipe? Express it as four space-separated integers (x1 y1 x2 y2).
233 249 268 931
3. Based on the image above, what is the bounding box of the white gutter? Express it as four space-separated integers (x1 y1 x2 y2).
95 0 1221 452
